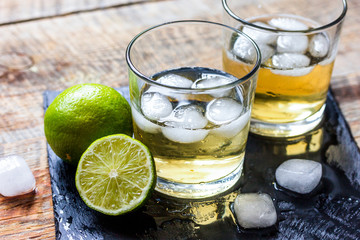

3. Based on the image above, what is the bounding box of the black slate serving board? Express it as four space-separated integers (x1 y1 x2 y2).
44 87 360 239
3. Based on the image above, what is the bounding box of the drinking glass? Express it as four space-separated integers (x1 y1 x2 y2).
222 0 347 137
126 20 260 199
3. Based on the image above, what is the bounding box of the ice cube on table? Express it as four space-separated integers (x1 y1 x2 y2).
192 75 233 97
309 34 329 58
131 105 160 133
272 53 311 69
161 104 209 143
206 98 243 124
275 159 322 194
277 35 309 53
141 92 173 121
268 17 309 31
211 110 250 138
0 155 36 197
234 193 277 229
242 22 278 45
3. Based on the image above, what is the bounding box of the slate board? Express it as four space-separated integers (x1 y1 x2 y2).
43 87 360 239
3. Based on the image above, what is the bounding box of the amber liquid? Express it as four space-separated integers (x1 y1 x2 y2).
132 67 250 185
224 56 334 123
223 14 334 124
134 122 248 184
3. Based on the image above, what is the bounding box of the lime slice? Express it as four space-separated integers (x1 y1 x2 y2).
75 134 156 216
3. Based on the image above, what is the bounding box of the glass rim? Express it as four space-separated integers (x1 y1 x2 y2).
222 0 347 34
125 19 261 92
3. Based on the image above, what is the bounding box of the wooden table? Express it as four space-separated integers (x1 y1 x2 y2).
0 0 359 238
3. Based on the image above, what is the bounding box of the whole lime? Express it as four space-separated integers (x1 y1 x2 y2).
44 83 133 165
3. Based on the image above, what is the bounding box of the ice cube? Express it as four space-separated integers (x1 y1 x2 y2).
319 46 337 66
309 34 329 58
268 17 309 31
211 110 250 138
259 44 276 63
156 74 193 88
0 155 36 197
242 22 278 45
270 65 314 76
232 36 257 63
234 28 276 64
192 75 233 89
234 193 277 229
192 76 233 97
277 35 309 53
275 159 322 194
147 74 193 96
206 98 243 124
161 128 209 144
131 105 160 133
272 53 311 69
141 92 173 121
161 104 209 143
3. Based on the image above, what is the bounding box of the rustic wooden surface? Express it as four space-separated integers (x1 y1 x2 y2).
0 0 359 239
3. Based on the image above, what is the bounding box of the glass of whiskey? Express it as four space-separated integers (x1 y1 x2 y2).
222 0 347 137
126 20 260 199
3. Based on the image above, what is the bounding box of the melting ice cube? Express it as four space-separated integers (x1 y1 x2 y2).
0 155 36 197
232 36 257 63
192 76 233 97
272 53 311 69
233 32 275 64
309 34 329 58
161 128 209 144
211 110 250 138
147 74 193 97
271 53 314 76
275 159 322 194
156 74 193 88
206 98 243 124
131 105 160 133
161 104 209 143
259 44 276 64
141 92 173 121
277 35 309 53
268 17 309 31
271 66 314 77
242 22 278 45
234 193 277 229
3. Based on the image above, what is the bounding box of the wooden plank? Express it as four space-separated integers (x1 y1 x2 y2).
0 1 219 238
0 0 359 238
0 169 55 239
0 0 160 25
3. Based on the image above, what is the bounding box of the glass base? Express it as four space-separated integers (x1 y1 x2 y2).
155 161 243 199
250 104 325 138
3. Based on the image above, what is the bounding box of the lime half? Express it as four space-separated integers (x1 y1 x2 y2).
75 134 155 216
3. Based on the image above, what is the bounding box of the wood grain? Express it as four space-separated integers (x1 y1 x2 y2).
0 0 161 26
0 0 359 238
